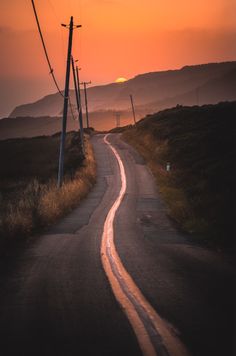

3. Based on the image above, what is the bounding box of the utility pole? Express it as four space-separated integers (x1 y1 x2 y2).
130 94 137 125
196 88 199 106
71 56 85 155
114 112 121 128
75 63 85 154
81 81 91 128
58 17 81 188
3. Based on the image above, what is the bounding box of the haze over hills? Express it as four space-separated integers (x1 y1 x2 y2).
9 61 236 119
0 61 235 139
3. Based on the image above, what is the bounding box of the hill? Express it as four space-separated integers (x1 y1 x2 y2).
0 110 138 140
123 101 236 249
9 62 236 120
0 116 77 140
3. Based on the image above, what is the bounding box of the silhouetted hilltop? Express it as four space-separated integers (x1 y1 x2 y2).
0 116 75 140
9 61 236 118
10 93 64 118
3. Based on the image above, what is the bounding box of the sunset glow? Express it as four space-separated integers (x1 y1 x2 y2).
0 0 236 116
115 77 128 83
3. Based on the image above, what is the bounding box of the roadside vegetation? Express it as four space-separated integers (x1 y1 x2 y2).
0 132 96 248
123 102 235 250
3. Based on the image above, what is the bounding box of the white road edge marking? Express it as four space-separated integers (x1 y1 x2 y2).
101 134 190 356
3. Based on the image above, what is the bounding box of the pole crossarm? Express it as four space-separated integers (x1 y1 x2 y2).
62 24 82 29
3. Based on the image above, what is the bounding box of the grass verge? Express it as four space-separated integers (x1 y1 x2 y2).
123 102 235 250
0 132 96 248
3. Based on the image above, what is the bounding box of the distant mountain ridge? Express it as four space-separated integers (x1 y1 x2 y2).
9 61 236 118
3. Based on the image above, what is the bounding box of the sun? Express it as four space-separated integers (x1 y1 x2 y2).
115 77 128 83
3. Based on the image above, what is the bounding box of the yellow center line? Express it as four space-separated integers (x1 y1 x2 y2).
101 134 190 356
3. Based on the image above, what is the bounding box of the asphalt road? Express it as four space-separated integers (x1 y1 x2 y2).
0 134 235 356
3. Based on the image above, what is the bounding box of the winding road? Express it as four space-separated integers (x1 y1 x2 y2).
0 134 234 356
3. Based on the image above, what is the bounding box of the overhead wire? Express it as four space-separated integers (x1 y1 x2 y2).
31 0 77 120
31 0 64 97
46 0 66 56
46 0 77 121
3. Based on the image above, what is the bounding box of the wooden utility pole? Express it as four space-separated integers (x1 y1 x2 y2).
58 17 81 188
130 94 137 125
81 81 91 128
75 64 85 152
196 88 200 106
71 56 85 155
114 112 121 128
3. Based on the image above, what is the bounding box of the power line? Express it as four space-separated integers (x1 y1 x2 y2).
46 0 67 59
31 0 64 97
31 0 76 120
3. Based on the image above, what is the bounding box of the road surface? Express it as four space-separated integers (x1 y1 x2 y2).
0 134 234 356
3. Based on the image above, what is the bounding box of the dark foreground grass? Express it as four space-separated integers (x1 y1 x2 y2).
123 102 236 250
0 132 96 248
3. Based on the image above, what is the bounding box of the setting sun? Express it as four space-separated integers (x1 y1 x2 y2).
115 77 128 83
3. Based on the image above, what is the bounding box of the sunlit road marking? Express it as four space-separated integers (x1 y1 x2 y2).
101 134 190 356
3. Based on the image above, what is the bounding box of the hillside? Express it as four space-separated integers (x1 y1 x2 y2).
0 116 77 140
9 61 236 119
123 101 236 249
0 110 138 140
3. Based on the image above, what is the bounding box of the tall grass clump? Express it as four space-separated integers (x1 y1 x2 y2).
38 139 96 225
0 132 96 248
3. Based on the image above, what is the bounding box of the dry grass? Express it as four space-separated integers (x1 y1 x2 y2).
123 130 192 225
39 138 96 225
123 130 208 237
0 135 96 247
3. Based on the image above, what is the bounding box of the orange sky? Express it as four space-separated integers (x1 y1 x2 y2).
0 0 236 116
